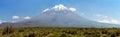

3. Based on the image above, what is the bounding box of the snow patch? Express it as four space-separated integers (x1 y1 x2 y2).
24 16 31 20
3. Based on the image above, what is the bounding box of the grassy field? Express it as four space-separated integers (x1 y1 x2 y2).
0 26 120 37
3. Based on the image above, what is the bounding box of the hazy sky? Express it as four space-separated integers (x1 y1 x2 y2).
0 0 120 24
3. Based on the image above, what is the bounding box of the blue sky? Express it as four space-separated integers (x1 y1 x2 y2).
0 0 120 24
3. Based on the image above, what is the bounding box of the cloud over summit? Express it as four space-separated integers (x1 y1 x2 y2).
43 4 76 12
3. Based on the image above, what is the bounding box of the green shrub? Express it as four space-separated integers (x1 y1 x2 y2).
2 25 15 35
24 33 36 37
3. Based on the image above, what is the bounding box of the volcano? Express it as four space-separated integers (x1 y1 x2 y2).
1 4 120 28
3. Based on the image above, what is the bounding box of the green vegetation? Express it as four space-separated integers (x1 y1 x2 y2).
0 26 120 37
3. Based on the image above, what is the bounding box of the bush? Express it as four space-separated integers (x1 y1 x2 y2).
60 33 70 37
18 29 24 32
2 25 15 35
24 33 36 37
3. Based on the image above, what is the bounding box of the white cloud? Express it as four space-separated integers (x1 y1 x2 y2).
0 20 7 24
95 14 120 24
98 19 110 23
43 4 76 12
111 19 119 24
69 8 76 12
53 4 67 10
43 8 49 12
0 21 2 24
98 16 119 24
24 16 31 20
12 16 20 19
98 18 119 24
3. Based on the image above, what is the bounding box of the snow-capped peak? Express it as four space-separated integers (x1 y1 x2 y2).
53 4 67 11
43 4 76 12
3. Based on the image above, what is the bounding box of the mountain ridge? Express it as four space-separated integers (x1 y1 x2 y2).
0 4 120 28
